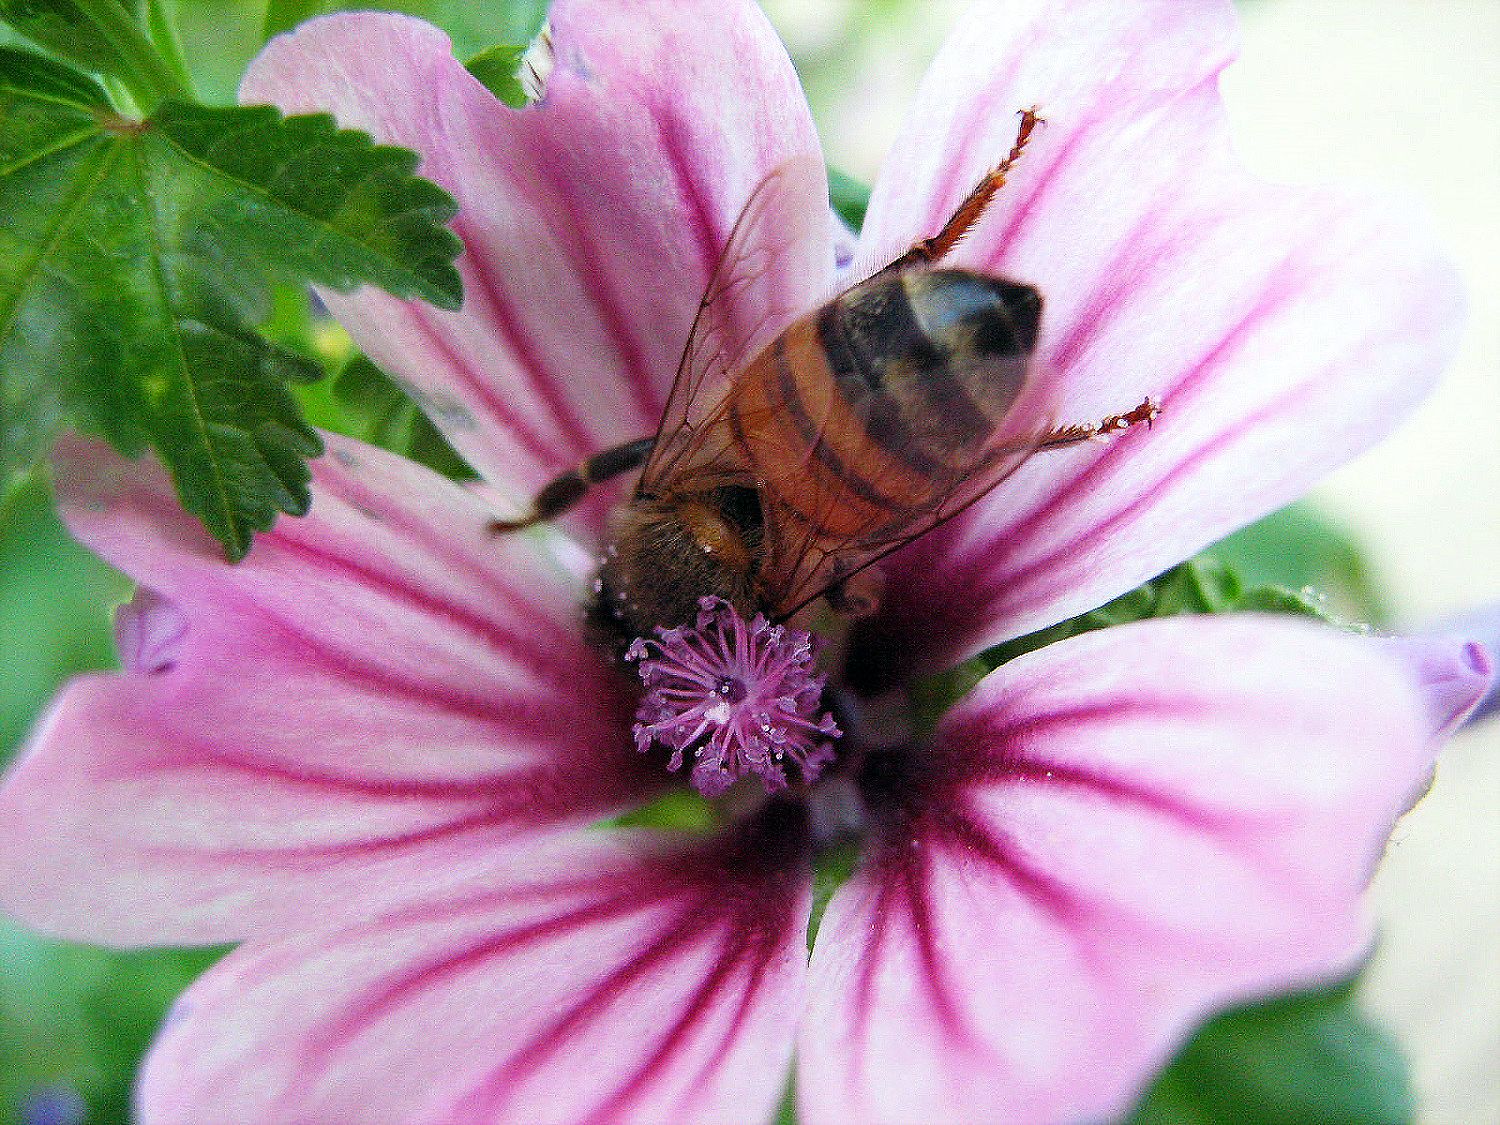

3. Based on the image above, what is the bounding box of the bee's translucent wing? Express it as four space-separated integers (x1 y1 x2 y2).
638 155 833 497
753 353 1059 620
712 266 1066 620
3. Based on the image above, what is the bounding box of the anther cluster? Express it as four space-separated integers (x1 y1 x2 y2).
627 597 840 797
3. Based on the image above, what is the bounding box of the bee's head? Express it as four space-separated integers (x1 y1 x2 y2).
588 487 765 655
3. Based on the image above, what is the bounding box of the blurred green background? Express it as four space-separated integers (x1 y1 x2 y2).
2 0 1496 1121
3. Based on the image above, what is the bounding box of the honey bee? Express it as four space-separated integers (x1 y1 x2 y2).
492 110 1157 651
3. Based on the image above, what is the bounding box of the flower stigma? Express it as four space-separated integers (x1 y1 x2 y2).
626 597 841 798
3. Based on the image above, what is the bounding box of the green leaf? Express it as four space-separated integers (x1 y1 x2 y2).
0 0 127 76
1234 583 1337 622
328 354 474 481
911 559 1242 728
0 50 465 557
1 919 226 1124
1129 977 1414 1125
417 0 546 60
0 0 184 108
1151 555 1241 616
807 840 859 951
148 102 463 310
0 469 130 759
261 0 324 41
0 38 111 105
465 43 527 107
774 1069 798 1125
1210 501 1387 625
827 165 869 231
140 0 191 100
608 789 718 833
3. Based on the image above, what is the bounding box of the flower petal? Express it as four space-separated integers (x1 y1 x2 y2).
137 820 810 1124
1379 634 1494 739
0 436 651 945
857 0 1464 674
801 615 1431 1124
241 6 831 514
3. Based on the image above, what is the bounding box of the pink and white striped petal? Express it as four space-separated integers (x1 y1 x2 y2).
0 437 650 946
858 0 1464 674
137 822 810 1125
241 4 832 517
800 615 1433 1124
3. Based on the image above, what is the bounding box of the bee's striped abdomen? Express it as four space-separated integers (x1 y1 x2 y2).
727 269 1041 542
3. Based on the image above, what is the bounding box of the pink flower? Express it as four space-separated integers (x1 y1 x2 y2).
0 1 1491 1122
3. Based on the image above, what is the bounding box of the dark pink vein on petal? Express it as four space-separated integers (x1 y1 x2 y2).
250 534 584 688
920 18 1045 235
220 801 810 1121
933 789 1314 963
133 757 640 868
967 78 1117 270
451 904 705 1116
845 795 1131 1069
895 844 970 1044
282 886 653 1111
224 600 606 731
73 488 604 718
528 141 670 435
281 815 807 1122
139 735 543 803
985 755 1240 833
402 300 563 469
1040 173 1196 378
926 803 1086 932
143 807 524 871
129 718 638 868
935 301 1400 653
849 874 894 1050
940 699 1248 828
1006 233 1316 546
645 111 735 429
682 942 783 1099
655 112 724 296
450 216 598 462
845 799 1086 1082
129 707 647 833
78 477 608 718
934 245 1314 613
282 466 580 652
973 34 1226 273
574 919 752 1125
463 817 810 1120
999 353 1318 603
353 868 647 935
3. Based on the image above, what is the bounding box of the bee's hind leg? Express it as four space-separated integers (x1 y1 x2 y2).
873 106 1043 279
488 436 654 533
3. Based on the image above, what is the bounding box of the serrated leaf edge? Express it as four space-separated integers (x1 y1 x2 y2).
148 105 463 309
128 141 248 557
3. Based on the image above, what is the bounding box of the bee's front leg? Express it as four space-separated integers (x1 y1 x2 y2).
488 436 655 533
873 106 1043 279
